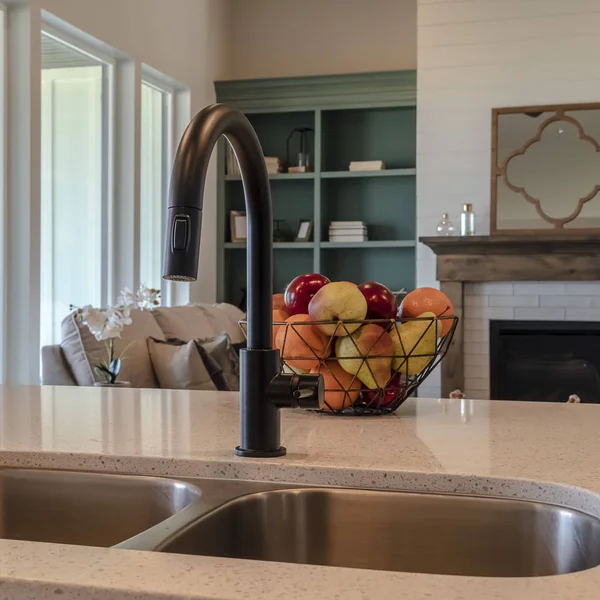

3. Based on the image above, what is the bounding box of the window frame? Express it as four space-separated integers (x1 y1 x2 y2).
140 68 176 304
0 3 6 382
40 23 116 312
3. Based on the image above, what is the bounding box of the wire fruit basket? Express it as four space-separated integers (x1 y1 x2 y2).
241 315 458 415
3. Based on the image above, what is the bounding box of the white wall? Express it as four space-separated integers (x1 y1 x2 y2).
37 0 231 304
228 0 416 79
32 0 231 106
9 0 230 305
416 0 600 398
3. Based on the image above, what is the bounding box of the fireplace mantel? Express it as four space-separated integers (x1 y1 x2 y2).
419 234 600 396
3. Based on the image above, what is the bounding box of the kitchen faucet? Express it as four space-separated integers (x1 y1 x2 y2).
163 104 324 457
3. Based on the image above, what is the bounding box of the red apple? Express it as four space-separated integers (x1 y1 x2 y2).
284 273 330 316
358 281 398 321
362 372 407 407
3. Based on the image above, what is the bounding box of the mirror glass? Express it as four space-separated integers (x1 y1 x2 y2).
493 105 600 233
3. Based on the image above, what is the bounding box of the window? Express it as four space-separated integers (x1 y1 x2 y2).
140 79 172 292
40 31 111 347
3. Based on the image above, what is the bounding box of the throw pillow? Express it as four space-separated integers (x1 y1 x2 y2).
148 338 218 391
198 333 241 392
61 309 164 388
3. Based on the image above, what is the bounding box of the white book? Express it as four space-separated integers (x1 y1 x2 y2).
330 227 367 232
330 221 366 227
349 160 385 171
329 230 367 236
329 233 368 239
329 237 368 243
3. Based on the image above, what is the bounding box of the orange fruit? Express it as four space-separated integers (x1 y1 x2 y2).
272 293 286 312
272 309 290 347
399 287 454 336
275 314 331 371
310 361 362 411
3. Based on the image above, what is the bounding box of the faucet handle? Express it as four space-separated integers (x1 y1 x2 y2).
268 373 324 410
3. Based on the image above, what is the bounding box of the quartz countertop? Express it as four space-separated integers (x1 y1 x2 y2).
0 385 599 599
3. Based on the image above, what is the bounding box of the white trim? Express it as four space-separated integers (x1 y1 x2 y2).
5 3 42 383
0 3 6 383
110 59 140 300
141 65 190 307
41 11 127 65
170 87 192 307
41 18 117 309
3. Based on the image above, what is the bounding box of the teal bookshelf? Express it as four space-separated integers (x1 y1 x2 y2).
215 71 417 308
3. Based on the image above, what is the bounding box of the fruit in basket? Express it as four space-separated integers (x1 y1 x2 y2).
363 372 407 407
358 281 398 321
399 287 454 336
284 274 331 316
283 364 309 375
336 324 393 389
308 281 368 336
391 311 441 376
272 293 287 311
272 308 290 347
275 314 332 371
310 361 362 411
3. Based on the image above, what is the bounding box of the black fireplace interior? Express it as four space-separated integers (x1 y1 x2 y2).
490 320 600 403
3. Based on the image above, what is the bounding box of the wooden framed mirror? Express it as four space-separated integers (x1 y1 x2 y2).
491 102 600 235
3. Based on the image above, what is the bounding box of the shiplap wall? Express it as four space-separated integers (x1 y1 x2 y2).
416 0 600 398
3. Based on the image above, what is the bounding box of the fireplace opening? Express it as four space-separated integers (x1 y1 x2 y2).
490 321 600 403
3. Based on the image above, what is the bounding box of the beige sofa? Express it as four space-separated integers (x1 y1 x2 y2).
41 303 245 387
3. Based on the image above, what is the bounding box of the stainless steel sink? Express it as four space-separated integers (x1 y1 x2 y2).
6 468 600 578
152 488 600 577
0 469 201 547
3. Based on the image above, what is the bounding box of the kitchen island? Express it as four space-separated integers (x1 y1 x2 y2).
0 385 597 599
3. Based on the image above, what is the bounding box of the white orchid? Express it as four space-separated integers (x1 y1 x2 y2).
117 284 160 312
73 285 160 383
136 284 161 311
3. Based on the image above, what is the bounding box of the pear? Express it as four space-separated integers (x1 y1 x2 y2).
391 311 441 376
336 324 393 389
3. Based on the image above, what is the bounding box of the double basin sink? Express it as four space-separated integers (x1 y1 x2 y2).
3 468 600 578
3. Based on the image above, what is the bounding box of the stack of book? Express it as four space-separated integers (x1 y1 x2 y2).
349 160 386 171
226 144 240 177
265 156 283 174
329 221 368 243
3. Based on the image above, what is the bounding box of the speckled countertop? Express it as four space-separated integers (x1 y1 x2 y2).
0 385 599 599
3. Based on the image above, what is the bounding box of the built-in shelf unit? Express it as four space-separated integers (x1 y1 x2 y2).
215 71 417 308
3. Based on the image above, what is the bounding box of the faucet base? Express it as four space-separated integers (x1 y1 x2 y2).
234 446 287 458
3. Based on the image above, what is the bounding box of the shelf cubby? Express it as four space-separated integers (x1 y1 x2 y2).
247 111 315 167
321 106 416 172
321 176 416 242
321 247 415 293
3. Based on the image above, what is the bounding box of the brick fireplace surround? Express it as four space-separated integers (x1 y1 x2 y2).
420 235 600 399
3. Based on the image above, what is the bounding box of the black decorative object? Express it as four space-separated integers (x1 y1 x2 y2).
286 127 314 172
273 220 293 242
163 104 324 458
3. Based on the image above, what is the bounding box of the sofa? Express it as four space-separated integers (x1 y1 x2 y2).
41 303 245 388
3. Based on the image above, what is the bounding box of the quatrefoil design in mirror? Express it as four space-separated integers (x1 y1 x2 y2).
491 103 600 235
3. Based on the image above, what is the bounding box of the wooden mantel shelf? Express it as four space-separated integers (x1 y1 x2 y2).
419 234 600 397
419 235 600 282
420 235 600 256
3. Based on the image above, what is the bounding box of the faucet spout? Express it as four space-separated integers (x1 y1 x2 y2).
163 104 273 350
163 104 323 457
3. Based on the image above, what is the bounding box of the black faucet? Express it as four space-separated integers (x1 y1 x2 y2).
162 104 324 457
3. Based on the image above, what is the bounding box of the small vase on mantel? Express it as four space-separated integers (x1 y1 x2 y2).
436 213 456 236
94 381 131 388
